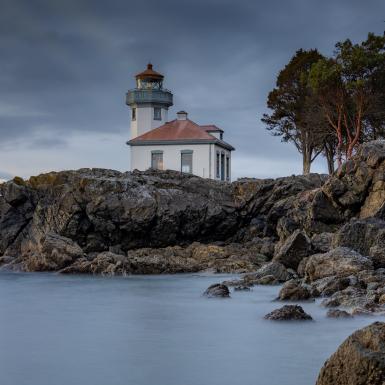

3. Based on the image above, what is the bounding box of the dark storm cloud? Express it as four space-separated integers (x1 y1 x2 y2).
1 0 385 162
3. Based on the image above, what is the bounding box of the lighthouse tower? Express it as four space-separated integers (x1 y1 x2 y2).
126 63 173 139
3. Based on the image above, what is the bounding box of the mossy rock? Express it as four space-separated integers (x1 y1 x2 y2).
13 176 26 186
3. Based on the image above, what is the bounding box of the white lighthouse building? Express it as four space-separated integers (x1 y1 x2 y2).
126 64 234 181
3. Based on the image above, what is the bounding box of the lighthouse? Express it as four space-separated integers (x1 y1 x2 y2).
126 63 173 139
126 64 234 180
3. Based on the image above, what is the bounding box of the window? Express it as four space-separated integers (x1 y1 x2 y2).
132 108 136 121
226 156 230 181
216 152 220 178
151 151 163 170
220 132 223 140
181 151 193 174
220 153 225 181
154 107 162 120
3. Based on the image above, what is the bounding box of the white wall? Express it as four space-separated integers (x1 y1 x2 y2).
131 144 212 178
130 106 169 139
131 143 232 180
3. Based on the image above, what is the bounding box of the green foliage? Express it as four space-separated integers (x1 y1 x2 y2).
264 31 385 172
262 49 329 174
28 173 65 188
13 176 26 186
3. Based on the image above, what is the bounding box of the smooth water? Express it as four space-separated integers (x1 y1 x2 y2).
0 272 380 385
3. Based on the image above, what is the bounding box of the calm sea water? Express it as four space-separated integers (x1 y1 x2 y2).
0 272 379 385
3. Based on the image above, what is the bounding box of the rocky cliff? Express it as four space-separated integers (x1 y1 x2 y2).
1 140 385 277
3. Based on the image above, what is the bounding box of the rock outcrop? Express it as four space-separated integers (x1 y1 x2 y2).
278 279 313 301
316 322 385 385
3 140 385 278
264 305 312 321
304 247 373 282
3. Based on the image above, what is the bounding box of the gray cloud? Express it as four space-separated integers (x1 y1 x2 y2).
0 0 384 177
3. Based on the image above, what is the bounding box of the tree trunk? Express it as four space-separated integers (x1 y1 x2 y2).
303 149 312 175
324 143 335 174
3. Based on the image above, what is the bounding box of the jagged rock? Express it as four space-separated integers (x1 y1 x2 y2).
22 232 84 271
278 280 313 301
203 283 230 298
254 275 279 285
351 306 378 316
264 305 312 321
326 309 352 318
321 287 377 309
59 251 130 275
273 229 312 270
310 276 353 297
333 218 385 268
304 247 373 282
378 293 385 304
231 261 294 287
311 232 333 253
316 322 385 385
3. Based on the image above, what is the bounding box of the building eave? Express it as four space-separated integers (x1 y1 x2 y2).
127 138 235 151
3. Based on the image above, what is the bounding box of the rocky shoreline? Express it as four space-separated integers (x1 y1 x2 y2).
2 141 385 317
3 140 385 383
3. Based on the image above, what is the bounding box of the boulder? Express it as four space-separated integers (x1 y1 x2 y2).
264 305 312 321
321 287 377 309
333 218 385 268
232 261 294 287
22 232 84 271
304 247 373 282
310 276 353 297
203 283 230 298
273 230 312 270
278 280 313 301
316 322 385 385
326 309 352 318
311 232 333 253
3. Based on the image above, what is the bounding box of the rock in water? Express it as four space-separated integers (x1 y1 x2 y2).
264 305 312 321
203 283 230 298
316 322 385 385
326 309 352 318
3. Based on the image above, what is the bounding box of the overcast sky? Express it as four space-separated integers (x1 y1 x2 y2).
0 0 384 181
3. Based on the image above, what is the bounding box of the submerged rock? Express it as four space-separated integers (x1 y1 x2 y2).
264 305 312 321
203 283 230 298
316 322 385 385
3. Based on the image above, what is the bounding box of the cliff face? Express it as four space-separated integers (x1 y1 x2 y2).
1 140 385 274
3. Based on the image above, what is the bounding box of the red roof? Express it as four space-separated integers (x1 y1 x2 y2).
130 119 216 141
128 118 235 151
135 63 164 80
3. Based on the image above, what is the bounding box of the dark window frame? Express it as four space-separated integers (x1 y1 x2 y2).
154 107 162 120
181 150 193 174
151 150 163 170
